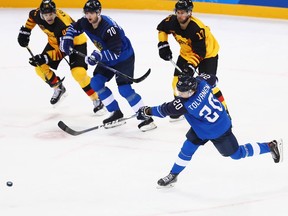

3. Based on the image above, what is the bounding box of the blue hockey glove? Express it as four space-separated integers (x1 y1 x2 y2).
85 50 102 66
158 41 172 61
29 54 49 67
60 35 74 55
137 106 151 120
18 26 31 47
183 63 196 76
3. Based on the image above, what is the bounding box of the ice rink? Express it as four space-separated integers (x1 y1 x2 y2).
1 8 288 216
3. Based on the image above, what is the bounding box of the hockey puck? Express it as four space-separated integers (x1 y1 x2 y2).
6 181 13 187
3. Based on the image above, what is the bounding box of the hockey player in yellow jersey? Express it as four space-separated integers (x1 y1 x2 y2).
157 0 228 121
17 0 105 114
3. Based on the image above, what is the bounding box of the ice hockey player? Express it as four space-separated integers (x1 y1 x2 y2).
137 73 283 187
60 0 157 131
156 0 228 121
17 0 105 114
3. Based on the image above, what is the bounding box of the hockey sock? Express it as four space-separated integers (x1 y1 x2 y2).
230 142 270 160
171 140 199 174
118 84 144 112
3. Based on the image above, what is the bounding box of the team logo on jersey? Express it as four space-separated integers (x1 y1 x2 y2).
93 40 103 51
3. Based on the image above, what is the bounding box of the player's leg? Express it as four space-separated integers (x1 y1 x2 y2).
70 44 105 114
231 139 283 163
158 127 207 187
212 128 283 163
90 68 123 124
34 45 65 105
115 55 156 131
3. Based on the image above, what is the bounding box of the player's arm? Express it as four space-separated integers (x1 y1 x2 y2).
137 98 187 121
59 19 84 54
187 23 206 67
156 15 173 35
25 10 38 30
17 10 38 47
156 15 173 61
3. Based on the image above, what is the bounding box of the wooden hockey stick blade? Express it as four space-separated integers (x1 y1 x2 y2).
58 114 137 136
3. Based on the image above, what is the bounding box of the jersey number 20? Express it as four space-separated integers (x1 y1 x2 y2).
199 93 223 123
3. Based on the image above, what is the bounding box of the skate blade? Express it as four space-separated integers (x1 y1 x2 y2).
104 120 126 129
156 183 176 189
94 107 107 116
139 122 157 132
278 138 283 163
52 92 68 108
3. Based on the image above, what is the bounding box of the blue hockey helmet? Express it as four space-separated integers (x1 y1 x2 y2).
39 0 56 14
176 75 197 92
83 0 102 13
175 0 194 12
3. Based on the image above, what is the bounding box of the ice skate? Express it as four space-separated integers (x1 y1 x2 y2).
138 117 157 132
157 173 178 188
169 114 184 122
268 139 283 163
103 110 125 129
50 83 66 105
93 99 106 115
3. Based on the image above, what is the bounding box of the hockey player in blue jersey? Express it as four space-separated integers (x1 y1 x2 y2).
60 0 156 132
137 73 283 187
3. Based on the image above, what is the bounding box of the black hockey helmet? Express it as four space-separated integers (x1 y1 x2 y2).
176 75 197 92
83 0 102 13
39 0 56 14
175 0 194 12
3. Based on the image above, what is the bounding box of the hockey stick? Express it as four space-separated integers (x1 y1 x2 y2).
71 48 151 83
58 114 137 136
26 46 65 87
169 59 198 75
170 59 183 74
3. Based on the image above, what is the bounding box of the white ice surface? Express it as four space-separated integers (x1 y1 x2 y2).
0 9 288 216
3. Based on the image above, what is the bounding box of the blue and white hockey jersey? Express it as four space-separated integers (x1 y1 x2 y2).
67 15 134 66
151 74 231 140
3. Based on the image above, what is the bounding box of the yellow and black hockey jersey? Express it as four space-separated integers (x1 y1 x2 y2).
24 8 86 52
157 14 219 67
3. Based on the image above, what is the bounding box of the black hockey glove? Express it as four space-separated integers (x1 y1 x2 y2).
158 41 172 61
17 26 31 47
29 54 49 67
183 63 196 76
137 106 152 120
